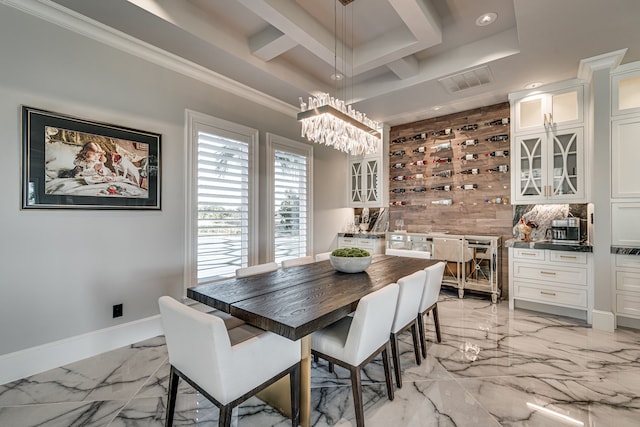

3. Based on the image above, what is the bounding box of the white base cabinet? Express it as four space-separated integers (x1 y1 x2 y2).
614 254 640 319
337 235 385 254
509 247 593 323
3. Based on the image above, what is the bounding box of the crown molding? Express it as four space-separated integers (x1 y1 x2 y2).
577 48 628 82
1 0 299 118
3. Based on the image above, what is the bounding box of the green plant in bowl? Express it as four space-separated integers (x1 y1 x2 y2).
330 248 372 273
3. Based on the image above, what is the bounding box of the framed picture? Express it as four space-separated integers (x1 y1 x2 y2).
22 106 161 209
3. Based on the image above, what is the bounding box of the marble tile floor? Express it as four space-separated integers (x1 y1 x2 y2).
2 292 640 427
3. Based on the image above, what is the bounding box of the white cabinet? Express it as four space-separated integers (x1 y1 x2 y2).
612 67 640 117
612 203 640 247
349 154 382 207
508 247 593 323
509 81 589 204
612 115 640 198
614 254 640 319
337 235 385 254
513 127 585 203
513 84 584 133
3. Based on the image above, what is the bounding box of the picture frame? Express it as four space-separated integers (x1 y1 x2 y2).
22 106 161 210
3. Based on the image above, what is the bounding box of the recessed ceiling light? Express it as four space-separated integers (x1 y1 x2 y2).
476 12 497 26
525 82 543 89
433 106 442 111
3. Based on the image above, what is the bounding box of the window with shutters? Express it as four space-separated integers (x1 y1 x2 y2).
266 133 313 264
186 111 258 284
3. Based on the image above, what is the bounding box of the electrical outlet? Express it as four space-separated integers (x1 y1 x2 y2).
113 303 123 318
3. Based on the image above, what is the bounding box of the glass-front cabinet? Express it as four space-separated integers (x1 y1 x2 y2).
514 127 584 203
513 84 583 133
349 154 382 207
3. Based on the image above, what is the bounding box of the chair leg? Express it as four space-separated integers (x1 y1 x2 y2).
410 320 421 366
165 366 179 427
290 363 301 427
382 342 394 401
418 312 428 359
433 304 442 343
218 405 233 427
328 361 334 373
350 366 365 427
389 332 402 388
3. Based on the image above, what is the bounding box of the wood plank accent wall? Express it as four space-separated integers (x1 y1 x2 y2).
389 102 513 298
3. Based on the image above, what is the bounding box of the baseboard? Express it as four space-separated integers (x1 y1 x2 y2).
0 315 162 385
591 310 615 332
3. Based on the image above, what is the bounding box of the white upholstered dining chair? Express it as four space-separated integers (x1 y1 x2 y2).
235 261 279 278
158 296 301 427
281 256 315 268
314 251 332 262
417 262 446 358
311 283 399 427
389 269 427 388
385 248 432 259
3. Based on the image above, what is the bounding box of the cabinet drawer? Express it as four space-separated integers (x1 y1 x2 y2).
338 237 356 247
512 263 587 285
616 293 640 318
513 248 545 261
549 251 587 264
616 271 640 292
616 254 640 268
514 280 587 309
356 238 376 249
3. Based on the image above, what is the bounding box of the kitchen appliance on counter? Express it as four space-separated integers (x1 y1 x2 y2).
551 218 581 244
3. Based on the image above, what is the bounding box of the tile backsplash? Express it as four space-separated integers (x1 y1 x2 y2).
512 204 589 242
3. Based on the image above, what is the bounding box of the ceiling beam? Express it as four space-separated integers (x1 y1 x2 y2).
249 25 297 61
387 55 419 79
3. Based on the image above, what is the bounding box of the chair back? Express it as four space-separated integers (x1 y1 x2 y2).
391 270 427 333
419 262 445 312
281 256 315 268
385 248 431 259
158 296 232 401
343 283 399 365
314 252 332 262
236 262 279 278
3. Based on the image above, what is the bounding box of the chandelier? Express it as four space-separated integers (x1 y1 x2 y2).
297 1 381 156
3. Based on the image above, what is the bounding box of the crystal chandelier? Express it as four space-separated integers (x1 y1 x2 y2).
297 1 381 156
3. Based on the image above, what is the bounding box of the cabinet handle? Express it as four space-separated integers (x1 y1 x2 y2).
540 271 557 276
521 252 537 256
543 113 548 128
560 255 577 259
540 291 556 296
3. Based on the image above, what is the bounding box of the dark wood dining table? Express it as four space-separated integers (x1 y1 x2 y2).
187 254 436 427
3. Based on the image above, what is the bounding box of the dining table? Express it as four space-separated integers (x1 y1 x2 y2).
187 254 437 427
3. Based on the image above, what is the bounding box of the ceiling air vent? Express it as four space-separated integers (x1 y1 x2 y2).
438 66 494 94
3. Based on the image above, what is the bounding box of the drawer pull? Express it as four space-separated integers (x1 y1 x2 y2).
521 252 537 256
540 291 556 296
560 255 577 260
540 271 557 276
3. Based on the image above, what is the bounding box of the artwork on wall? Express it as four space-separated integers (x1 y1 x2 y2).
22 106 161 209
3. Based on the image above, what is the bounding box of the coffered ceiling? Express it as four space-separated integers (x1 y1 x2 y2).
49 0 640 125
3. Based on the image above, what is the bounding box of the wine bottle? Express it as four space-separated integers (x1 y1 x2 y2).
431 199 453 205
392 136 407 144
433 128 452 136
457 124 478 131
486 134 509 142
485 197 503 204
411 186 427 192
391 150 406 156
408 173 425 180
413 146 427 153
390 201 407 206
409 132 427 141
391 175 405 181
460 154 478 161
486 150 509 157
391 188 406 193
459 184 478 190
410 160 428 166
432 169 452 178
392 162 406 169
459 139 479 146
460 168 479 175
433 157 452 163
431 185 451 191
486 164 509 173
432 141 452 151
485 118 510 126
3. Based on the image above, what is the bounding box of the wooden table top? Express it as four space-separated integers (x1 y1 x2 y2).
187 255 436 340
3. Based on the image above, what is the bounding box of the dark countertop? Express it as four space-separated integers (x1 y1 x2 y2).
505 238 593 252
338 232 386 239
611 246 640 255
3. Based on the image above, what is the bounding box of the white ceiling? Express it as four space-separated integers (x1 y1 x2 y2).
50 0 640 126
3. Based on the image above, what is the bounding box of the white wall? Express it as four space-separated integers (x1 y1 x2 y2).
0 4 349 372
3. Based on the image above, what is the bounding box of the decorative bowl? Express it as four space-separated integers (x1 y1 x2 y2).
329 255 372 273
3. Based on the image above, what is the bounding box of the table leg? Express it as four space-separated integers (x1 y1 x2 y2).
255 336 311 427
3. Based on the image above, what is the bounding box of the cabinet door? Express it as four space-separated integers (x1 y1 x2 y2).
612 203 640 247
349 159 364 206
514 86 583 133
514 133 546 202
364 158 380 204
612 116 640 198
612 68 640 116
549 127 584 200
514 94 546 133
